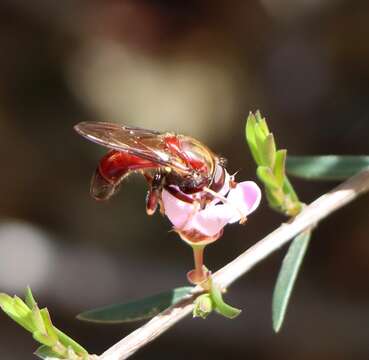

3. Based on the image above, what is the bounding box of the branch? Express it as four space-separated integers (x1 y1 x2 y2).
99 168 369 360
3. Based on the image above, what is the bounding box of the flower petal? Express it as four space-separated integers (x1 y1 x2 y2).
183 204 233 237
226 181 262 223
161 189 195 229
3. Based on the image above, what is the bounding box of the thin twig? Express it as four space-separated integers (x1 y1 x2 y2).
99 168 369 360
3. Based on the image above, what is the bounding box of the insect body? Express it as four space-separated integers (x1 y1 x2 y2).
74 122 226 215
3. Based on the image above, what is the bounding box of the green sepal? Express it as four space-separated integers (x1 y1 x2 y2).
272 230 312 332
77 287 192 323
210 282 241 319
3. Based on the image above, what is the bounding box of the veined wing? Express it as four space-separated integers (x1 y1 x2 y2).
74 122 190 173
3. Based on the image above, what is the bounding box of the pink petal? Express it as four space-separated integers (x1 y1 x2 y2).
183 204 234 237
161 189 195 229
226 181 261 223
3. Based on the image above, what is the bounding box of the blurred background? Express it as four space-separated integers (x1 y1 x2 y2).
0 0 368 359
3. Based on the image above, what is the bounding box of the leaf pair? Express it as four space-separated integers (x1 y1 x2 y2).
0 287 88 359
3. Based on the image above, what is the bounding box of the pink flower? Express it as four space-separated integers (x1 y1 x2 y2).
162 172 261 246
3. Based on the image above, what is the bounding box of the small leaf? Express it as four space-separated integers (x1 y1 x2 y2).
245 113 261 164
263 134 276 168
0 294 34 332
256 115 270 137
210 282 241 319
34 345 61 360
272 230 312 332
33 330 56 348
274 149 287 186
77 287 192 323
257 166 280 190
40 308 58 345
54 328 88 356
287 155 369 180
254 125 269 166
25 286 37 309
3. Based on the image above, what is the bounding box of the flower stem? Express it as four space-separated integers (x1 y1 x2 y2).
187 245 207 284
193 245 204 278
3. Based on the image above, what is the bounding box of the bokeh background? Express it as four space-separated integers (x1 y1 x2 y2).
0 0 368 359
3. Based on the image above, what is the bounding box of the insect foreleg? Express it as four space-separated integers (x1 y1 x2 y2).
146 171 165 215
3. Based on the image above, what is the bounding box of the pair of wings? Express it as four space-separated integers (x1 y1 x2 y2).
75 122 191 174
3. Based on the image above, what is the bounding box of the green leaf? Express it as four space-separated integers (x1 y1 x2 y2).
272 230 312 332
245 113 261 164
25 286 37 309
257 166 280 190
77 287 192 323
34 345 61 359
33 331 56 348
40 308 58 345
274 150 287 186
263 134 276 168
210 283 241 319
54 328 88 356
287 155 369 180
0 294 34 332
256 111 270 136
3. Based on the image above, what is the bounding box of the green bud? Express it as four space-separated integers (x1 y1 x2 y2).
193 294 213 319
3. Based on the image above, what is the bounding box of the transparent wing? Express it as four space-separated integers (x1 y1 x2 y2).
74 121 190 173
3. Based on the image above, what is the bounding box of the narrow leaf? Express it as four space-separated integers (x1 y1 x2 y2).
54 328 88 355
0 294 34 332
33 330 55 347
77 287 192 323
272 230 312 332
257 166 280 190
287 155 369 180
25 286 37 309
210 282 241 319
40 308 58 345
245 113 261 164
263 134 276 168
274 149 287 186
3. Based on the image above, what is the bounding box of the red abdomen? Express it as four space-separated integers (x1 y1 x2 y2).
91 150 157 200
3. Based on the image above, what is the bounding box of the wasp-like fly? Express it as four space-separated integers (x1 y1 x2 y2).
74 122 228 215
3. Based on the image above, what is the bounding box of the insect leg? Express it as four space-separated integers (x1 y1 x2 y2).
146 171 165 215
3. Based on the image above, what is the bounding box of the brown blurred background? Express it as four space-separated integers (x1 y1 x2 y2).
0 0 368 359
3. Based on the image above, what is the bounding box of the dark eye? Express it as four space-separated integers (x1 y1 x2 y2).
210 164 225 193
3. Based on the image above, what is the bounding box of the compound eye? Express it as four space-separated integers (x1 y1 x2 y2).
210 163 225 193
